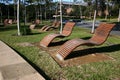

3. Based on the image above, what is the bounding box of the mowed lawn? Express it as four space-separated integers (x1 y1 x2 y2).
0 23 120 80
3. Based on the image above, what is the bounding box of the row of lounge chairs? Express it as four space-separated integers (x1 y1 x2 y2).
29 19 116 64
29 20 61 31
39 21 116 61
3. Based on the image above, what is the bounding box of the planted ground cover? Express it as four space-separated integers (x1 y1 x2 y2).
0 23 120 80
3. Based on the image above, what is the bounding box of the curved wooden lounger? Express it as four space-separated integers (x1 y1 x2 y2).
40 21 76 47
4 19 9 26
55 23 116 61
35 19 40 25
43 21 60 31
40 20 58 31
29 19 40 30
29 24 36 30
4 19 13 26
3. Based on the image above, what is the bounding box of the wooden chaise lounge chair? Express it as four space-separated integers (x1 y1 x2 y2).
35 19 40 25
55 23 116 61
43 21 60 31
40 21 76 47
4 19 9 26
4 19 13 26
40 20 60 31
29 19 40 30
29 24 36 30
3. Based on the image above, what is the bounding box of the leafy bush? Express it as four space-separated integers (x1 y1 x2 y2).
20 25 31 35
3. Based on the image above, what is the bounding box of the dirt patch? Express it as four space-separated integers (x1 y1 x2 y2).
35 42 114 67
51 52 113 67
113 78 120 80
16 42 34 47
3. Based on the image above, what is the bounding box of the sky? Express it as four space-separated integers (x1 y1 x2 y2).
0 0 85 6
0 0 84 3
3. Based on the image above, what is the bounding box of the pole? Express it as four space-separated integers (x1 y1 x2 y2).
91 10 96 33
118 8 120 22
79 2 82 18
59 0 63 34
17 0 20 36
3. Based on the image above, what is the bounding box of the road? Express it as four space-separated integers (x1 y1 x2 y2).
76 21 120 36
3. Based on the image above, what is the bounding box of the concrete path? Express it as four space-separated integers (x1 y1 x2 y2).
0 41 45 80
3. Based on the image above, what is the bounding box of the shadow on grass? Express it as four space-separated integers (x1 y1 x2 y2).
49 39 69 47
112 22 120 31
30 32 41 35
14 49 51 80
66 44 120 60
34 24 45 29
81 36 91 40
0 25 17 31
0 24 4 27
48 37 91 47
11 32 41 36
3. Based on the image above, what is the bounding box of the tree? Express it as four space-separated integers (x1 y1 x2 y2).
6 0 10 19
14 0 17 20
0 4 2 23
17 0 20 35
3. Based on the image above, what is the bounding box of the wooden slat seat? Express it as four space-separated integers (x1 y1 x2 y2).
43 21 61 31
29 20 40 30
40 21 75 47
55 23 116 61
35 19 40 25
40 20 57 31
29 24 36 30
4 19 9 26
3 19 13 26
40 20 60 31
8 19 13 24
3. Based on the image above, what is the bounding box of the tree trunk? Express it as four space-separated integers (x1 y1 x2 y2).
44 4 47 20
59 0 63 34
17 0 20 36
118 8 120 22
6 0 9 19
0 7 2 23
25 6 27 25
91 10 96 33
14 2 16 20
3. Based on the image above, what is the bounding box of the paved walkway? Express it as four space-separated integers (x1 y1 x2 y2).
0 41 45 80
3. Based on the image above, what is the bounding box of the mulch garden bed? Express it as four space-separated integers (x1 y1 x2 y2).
34 41 114 67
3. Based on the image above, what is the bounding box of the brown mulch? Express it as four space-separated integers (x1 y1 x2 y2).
33 41 114 67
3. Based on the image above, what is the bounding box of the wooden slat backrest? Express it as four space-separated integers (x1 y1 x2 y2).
89 23 115 45
54 21 60 28
62 22 75 36
51 20 57 27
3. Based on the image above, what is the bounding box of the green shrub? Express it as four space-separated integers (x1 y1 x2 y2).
20 25 31 35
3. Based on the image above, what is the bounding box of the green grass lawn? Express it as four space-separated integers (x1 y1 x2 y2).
0 23 120 80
